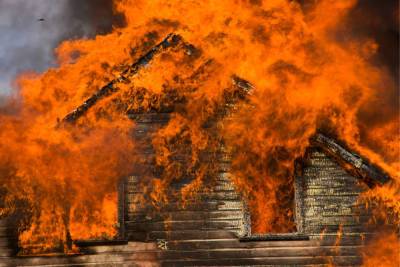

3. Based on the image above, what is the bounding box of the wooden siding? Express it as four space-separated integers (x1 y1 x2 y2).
0 236 365 266
299 148 370 236
0 218 17 259
1 125 387 266
121 112 247 242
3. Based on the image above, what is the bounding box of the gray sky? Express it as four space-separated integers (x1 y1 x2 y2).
0 0 116 95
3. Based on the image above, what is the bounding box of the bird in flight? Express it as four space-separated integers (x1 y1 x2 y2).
37 18 45 22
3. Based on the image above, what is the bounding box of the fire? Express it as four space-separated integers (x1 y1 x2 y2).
0 113 135 252
0 0 398 259
362 231 400 267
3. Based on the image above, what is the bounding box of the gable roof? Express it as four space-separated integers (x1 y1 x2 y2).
60 33 392 187
310 133 391 186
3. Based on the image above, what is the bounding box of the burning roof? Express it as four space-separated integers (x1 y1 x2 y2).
311 133 391 186
62 33 391 190
0 1 398 261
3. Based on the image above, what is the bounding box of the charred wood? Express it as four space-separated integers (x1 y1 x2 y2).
62 33 183 124
311 133 391 186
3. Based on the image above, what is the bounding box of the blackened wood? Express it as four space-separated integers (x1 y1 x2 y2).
125 220 242 232
239 233 309 242
74 239 128 247
62 33 182 124
127 112 171 123
126 210 244 223
311 133 391 185
146 230 238 240
294 158 306 234
300 148 375 235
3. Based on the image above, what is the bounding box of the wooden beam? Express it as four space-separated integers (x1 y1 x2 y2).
311 133 391 186
62 33 183 124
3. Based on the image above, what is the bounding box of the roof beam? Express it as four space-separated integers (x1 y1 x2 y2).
62 33 183 124
311 133 391 186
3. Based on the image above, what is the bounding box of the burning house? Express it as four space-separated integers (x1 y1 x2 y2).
0 33 397 266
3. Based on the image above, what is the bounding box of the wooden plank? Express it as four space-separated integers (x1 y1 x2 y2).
310 133 391 185
126 202 222 213
0 220 12 227
164 235 364 250
128 112 171 123
159 246 360 259
131 201 243 212
125 220 243 232
62 33 182 124
0 230 16 238
303 195 359 205
9 251 159 266
213 183 237 192
125 191 241 203
217 201 243 211
0 237 18 248
197 191 241 201
161 255 362 266
77 242 157 254
126 210 244 222
304 175 363 186
75 240 128 247
240 233 309 242
125 231 148 241
303 188 364 196
314 235 364 246
304 215 371 225
304 225 371 234
146 230 238 240
0 248 15 257
166 239 322 250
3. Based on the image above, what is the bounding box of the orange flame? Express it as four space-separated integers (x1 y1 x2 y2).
362 231 400 267
0 0 397 256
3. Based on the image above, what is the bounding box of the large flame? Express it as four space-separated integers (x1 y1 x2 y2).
0 0 398 257
362 231 400 267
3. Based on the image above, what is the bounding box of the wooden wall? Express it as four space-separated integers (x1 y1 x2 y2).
121 112 375 240
298 148 371 236
1 128 377 265
0 218 18 258
121 112 247 242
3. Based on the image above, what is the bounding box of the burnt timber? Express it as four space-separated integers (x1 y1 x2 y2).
62 33 183 124
311 133 391 186
0 33 396 266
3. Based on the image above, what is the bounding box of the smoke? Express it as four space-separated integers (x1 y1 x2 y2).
0 0 123 95
343 0 399 163
345 0 399 82
298 0 399 165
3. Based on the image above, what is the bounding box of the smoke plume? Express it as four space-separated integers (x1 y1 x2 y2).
0 0 123 95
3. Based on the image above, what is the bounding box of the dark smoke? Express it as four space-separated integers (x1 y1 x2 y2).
346 0 399 124
341 0 399 152
0 0 124 95
63 0 125 37
346 0 399 84
299 0 399 83
300 0 399 162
